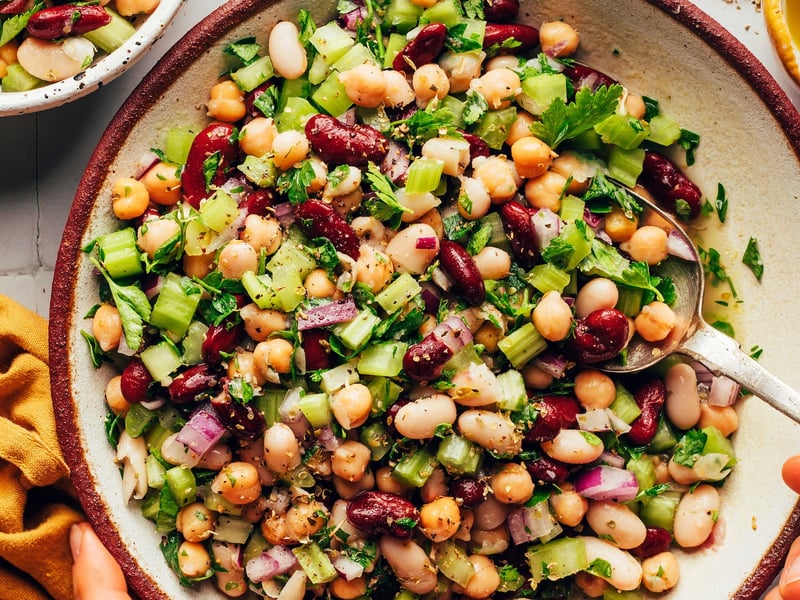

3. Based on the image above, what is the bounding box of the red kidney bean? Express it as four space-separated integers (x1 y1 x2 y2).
392 22 448 73
561 62 619 91
569 308 630 364
483 0 520 22
211 388 267 441
202 321 243 366
483 23 539 51
301 328 333 371
460 131 491 160
26 4 110 39
439 240 486 306
346 491 420 539
0 0 29 15
449 476 488 508
241 188 276 217
526 455 571 484
294 199 361 259
631 526 672 559
305 114 389 167
385 398 411 435
524 395 580 443
181 122 239 208
168 364 220 404
640 151 703 219
402 332 454 382
626 378 667 446
500 201 538 268
120 358 154 404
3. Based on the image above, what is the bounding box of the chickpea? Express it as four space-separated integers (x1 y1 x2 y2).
417 207 444 239
115 0 159 16
331 188 364 217
511 136 555 179
183 252 216 279
207 80 246 123
111 177 150 220
634 301 677 342
471 155 521 203
409 0 437 6
412 63 450 107
140 161 181 205
239 303 287 342
286 499 329 540
458 176 492 220
339 63 387 108
473 246 511 280
604 204 639 242
218 240 258 279
376 465 412 495
539 21 580 57
260 512 292 545
271 130 310 170
306 157 328 193
211 462 262 505
419 496 461 541
263 422 301 474
92 303 122 352
330 576 368 599
239 117 277 156
254 338 295 377
355 245 394 293
439 50 484 94
522 364 554 389
642 551 680 593
620 225 668 265
574 571 608 597
240 214 282 255
574 369 617 410
333 469 376 499
105 375 130 416
490 463 534 504
383 69 416 108
549 482 589 527
137 218 180 259
505 110 536 147
304 268 337 298
524 170 567 211
453 554 500 599
332 440 372 482
331 383 373 430
469 68 521 110
698 403 739 437
549 151 593 195
474 321 502 354
532 290 573 341
0 40 18 66
228 348 264 385
177 541 212 579
625 92 647 120
176 502 217 542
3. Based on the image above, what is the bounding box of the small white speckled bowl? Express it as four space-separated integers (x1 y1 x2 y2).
0 0 183 117
49 0 800 598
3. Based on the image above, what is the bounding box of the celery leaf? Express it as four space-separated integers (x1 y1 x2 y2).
91 258 151 351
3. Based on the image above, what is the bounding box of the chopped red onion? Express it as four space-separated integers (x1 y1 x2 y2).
245 546 297 583
332 554 365 581
531 207 561 251
341 6 369 30
132 150 161 179
420 283 441 315
431 267 453 291
507 500 560 545
599 450 626 469
574 465 639 502
433 316 473 354
582 207 603 229
264 486 292 514
382 141 411 184
707 375 741 407
316 425 343 452
606 409 632 435
577 408 612 432
142 273 164 300
416 236 438 250
140 397 166 411
279 388 311 438
338 107 357 126
533 350 570 379
297 296 359 330
666 229 698 261
273 202 295 229
175 409 226 456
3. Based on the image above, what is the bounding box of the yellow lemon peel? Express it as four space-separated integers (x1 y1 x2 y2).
764 0 800 85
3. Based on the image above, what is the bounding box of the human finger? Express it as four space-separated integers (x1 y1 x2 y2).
70 522 131 600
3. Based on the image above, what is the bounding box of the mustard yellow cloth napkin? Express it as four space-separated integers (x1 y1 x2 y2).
0 295 83 600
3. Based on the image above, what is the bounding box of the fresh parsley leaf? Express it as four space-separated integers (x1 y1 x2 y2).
445 22 482 53
223 37 261 67
642 95 660 121
363 162 412 226
586 558 613 578
395 516 418 530
484 36 522 58
742 237 764 282
541 237 575 269
0 1 44 48
297 8 317 47
443 211 477 242
104 411 123 450
698 245 737 298
673 428 707 467
530 84 623 148
463 88 489 126
583 171 643 218
199 291 239 326
715 182 728 223
228 378 254 403
327 164 351 188
712 319 736 337
679 128 701 165
307 237 341 276
462 0 484 19
276 160 316 205
252 84 280 118
81 330 105 368
466 221 493 256
579 238 664 301
90 258 151 351
203 152 221 192
392 103 460 147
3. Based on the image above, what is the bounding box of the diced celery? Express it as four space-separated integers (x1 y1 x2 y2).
267 233 317 277
271 266 306 311
607 146 645 189
311 71 354 116
615 285 644 317
140 340 183 384
154 486 180 532
394 591 419 600
496 369 527 411
421 0 462 26
470 107 517 150
639 493 679 532
393 446 437 487
182 321 209 365
200 189 239 232
319 362 360 394
357 341 408 377
526 263 571 294
278 76 312 108
231 55 274 92
1 64 44 92
609 382 641 424
367 375 403 416
360 421 393 461
203 485 243 515
292 542 338 584
384 32 408 68
149 273 202 338
310 22 355 64
96 228 143 279
158 405 185 432
332 43 379 72
308 52 331 85
702 426 737 465
435 541 475 587
594 114 650 149
460 18 486 46
647 417 678 453
332 309 381 350
125 403 156 438
215 515 254 544
443 342 482 373
567 129 603 152
405 157 444 194
518 73 568 115
603 590 644 600
237 154 278 187
183 218 213 257
298 392 332 428
241 271 281 310
83 8 135 52
254 388 284 427
626 455 656 491
559 195 586 224
164 465 196 507
243 531 270 566
376 272 422 314
275 97 318 132
357 105 391 132
498 323 547 368
647 114 682 146
140 489 160 521
560 221 595 270
164 127 195 165
384 0 423 32
479 211 511 251
146 423 173 453
437 435 483 475
526 537 588 587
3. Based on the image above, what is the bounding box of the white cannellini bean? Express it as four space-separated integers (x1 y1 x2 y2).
117 431 148 502
448 362 503 407
17 37 87 82
211 541 247 597
379 536 438 594
396 188 441 223
394 394 458 439
383 69 416 108
574 277 619 318
421 137 471 176
269 21 307 80
472 246 511 280
585 500 647 549
665 362 702 430
438 50 486 93
673 484 720 548
324 166 362 198
276 570 307 600
457 409 522 455
580 536 643 591
385 223 440 274
540 429 605 464
473 495 511 530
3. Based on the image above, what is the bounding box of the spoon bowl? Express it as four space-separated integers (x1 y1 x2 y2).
598 188 800 424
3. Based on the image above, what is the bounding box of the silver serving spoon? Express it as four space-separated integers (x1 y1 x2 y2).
597 187 800 424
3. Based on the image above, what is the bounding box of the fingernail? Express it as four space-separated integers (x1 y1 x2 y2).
69 523 86 559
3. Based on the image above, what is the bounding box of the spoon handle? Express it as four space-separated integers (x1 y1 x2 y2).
679 321 800 424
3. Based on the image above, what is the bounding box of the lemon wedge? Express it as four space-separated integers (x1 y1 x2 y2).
764 0 800 85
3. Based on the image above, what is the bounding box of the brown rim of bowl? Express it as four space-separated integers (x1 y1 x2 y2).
48 0 800 598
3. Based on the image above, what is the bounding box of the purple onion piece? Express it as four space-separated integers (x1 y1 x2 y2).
297 296 359 331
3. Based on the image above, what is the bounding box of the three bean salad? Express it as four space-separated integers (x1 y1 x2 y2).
84 1 744 598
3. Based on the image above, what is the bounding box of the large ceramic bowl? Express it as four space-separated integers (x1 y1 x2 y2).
49 0 800 598
0 0 183 116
